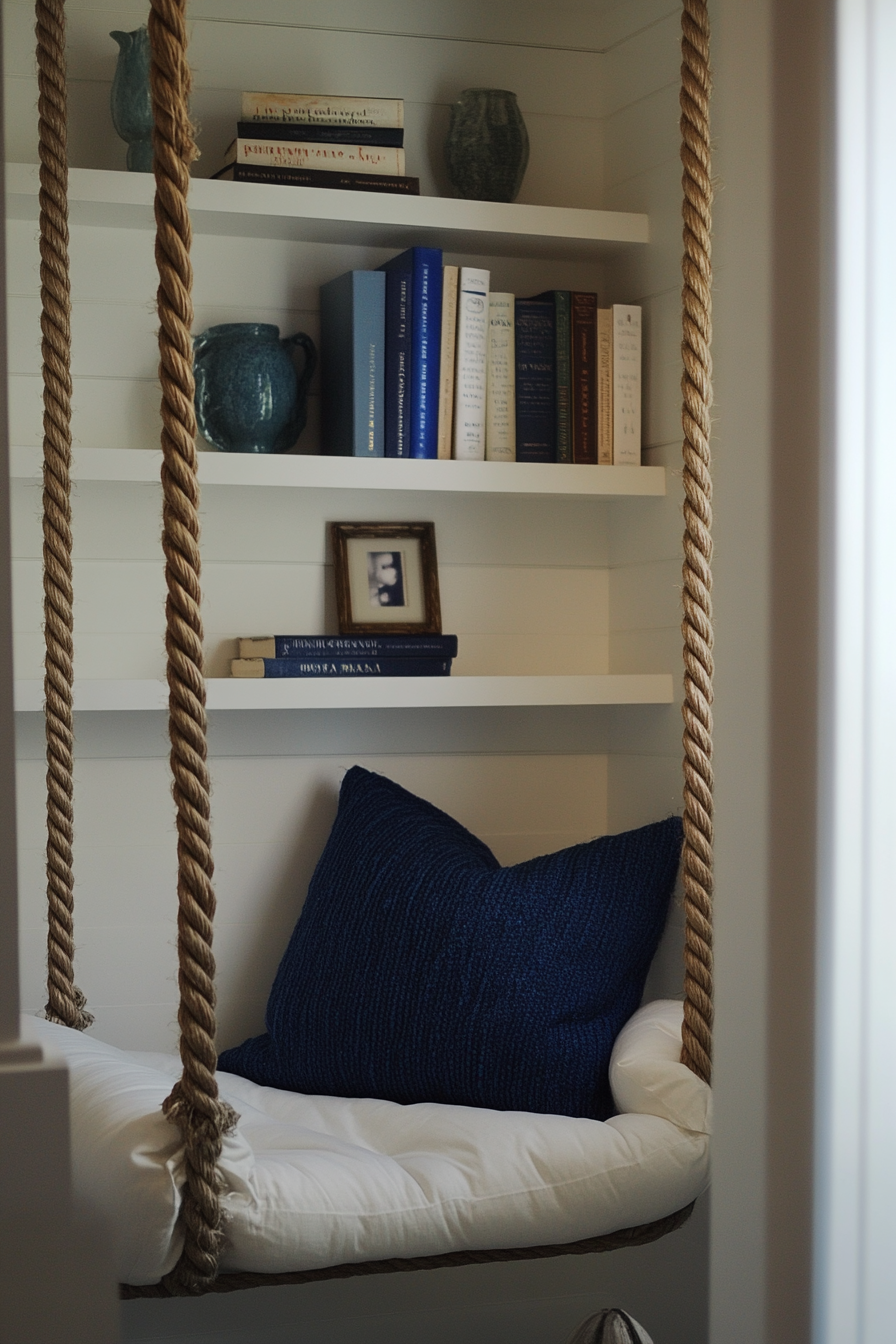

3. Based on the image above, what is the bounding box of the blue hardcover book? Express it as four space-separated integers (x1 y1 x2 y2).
320 270 386 456
233 656 452 678
382 268 412 457
515 298 557 462
379 247 443 458
240 635 459 659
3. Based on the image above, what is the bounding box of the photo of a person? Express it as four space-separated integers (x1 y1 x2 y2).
367 550 407 607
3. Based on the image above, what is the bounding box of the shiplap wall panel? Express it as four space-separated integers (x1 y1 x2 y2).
17 751 607 1052
5 219 607 454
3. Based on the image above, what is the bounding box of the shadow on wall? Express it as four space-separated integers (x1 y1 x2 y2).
215 777 339 1049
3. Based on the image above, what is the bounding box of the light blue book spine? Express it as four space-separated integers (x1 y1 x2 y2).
320 270 386 456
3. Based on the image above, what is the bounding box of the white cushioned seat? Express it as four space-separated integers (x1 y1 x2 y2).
27 1000 711 1286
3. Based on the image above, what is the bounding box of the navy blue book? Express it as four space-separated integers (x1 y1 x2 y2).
320 270 386 456
240 635 458 659
382 267 412 457
236 120 404 148
515 298 557 462
232 656 452 678
379 247 443 458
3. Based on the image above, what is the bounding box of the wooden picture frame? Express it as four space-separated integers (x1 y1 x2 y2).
330 522 442 634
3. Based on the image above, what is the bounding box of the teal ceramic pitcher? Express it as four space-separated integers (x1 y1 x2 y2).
193 324 318 454
110 26 154 172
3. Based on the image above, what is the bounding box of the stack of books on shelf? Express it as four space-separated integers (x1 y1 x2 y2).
319 249 642 462
212 91 418 196
231 635 457 679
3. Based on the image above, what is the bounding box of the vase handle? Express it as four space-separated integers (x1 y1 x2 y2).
282 331 317 398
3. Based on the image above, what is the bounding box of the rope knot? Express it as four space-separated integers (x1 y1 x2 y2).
163 1081 240 1139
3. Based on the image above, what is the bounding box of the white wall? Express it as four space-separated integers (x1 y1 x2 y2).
4 1 708 1340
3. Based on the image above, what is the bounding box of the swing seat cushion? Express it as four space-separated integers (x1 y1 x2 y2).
219 767 683 1121
28 999 711 1285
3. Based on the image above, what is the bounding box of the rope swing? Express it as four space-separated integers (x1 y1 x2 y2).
34 0 714 1295
678 0 714 1086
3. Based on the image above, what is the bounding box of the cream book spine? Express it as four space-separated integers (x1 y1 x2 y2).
452 267 490 461
612 304 642 466
485 293 516 461
436 266 459 460
597 308 613 465
241 93 404 128
231 659 265 678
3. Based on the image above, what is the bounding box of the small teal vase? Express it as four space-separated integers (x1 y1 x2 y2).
444 89 530 203
193 324 318 454
110 26 154 172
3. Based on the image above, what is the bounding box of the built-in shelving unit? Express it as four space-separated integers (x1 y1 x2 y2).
8 166 668 715
9 446 665 497
5 163 649 260
13 674 674 714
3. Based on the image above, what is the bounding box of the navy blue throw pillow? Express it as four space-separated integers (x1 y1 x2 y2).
219 767 682 1120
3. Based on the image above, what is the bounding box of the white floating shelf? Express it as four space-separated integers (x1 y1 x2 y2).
9 447 665 498
14 675 674 714
5 164 648 261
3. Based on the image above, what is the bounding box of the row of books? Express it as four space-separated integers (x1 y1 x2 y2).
231 635 457 679
212 91 419 197
320 247 642 463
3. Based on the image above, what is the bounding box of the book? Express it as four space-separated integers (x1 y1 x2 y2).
612 304 642 465
382 267 412 457
571 291 598 464
236 120 403 148
379 248 443 459
485 292 515 462
532 291 572 463
224 137 405 176
452 267 491 461
211 162 420 195
239 635 459 659
514 299 556 462
597 308 613 464
231 657 452 679
241 92 404 128
436 265 459 460
319 270 386 457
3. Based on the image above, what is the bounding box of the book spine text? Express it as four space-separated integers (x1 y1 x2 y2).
612 305 642 466
571 292 598 464
231 139 404 176
232 657 452 679
436 266 459 460
514 300 556 463
597 308 613 464
554 291 573 463
240 93 404 128
452 267 491 461
485 292 516 461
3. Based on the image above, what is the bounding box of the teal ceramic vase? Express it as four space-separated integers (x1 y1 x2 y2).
193 324 318 454
444 88 530 203
110 26 154 172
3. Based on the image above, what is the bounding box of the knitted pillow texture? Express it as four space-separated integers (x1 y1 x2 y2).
219 767 682 1120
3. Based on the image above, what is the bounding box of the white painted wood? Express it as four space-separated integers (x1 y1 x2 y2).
14 673 671 713
6 164 647 259
3 0 710 1336
10 444 665 496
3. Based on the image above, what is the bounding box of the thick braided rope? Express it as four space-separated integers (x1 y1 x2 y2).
679 0 713 1084
148 0 235 1294
35 0 92 1031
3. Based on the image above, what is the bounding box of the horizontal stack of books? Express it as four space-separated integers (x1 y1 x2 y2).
212 91 418 196
231 635 457 679
319 250 642 462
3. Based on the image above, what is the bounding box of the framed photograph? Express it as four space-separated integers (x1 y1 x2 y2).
330 522 442 634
